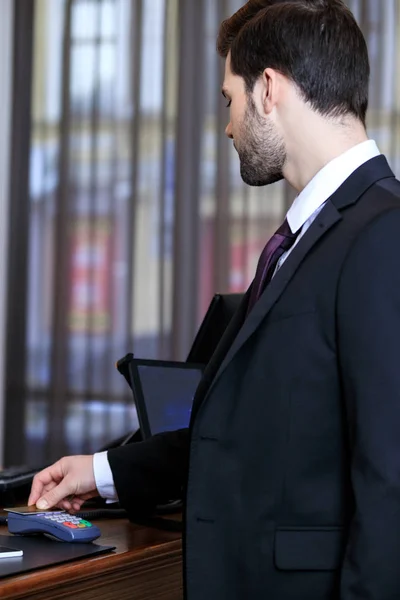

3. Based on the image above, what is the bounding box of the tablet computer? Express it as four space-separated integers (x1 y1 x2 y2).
186 293 244 364
128 359 204 438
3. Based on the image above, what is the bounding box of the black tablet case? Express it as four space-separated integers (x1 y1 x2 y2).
0 534 115 579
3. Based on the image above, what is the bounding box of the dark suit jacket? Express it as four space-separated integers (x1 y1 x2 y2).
109 155 400 600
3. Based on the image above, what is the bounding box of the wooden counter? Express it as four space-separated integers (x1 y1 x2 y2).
0 517 183 600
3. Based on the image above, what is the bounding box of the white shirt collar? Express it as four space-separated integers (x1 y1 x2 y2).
287 140 381 234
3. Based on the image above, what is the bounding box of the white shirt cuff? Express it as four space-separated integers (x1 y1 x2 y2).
93 451 119 502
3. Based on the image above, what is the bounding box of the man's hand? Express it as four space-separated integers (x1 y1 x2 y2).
28 455 99 512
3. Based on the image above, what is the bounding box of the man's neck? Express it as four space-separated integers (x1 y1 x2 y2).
283 121 369 193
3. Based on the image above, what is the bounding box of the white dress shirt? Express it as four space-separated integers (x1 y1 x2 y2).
93 451 118 501
277 139 381 269
93 139 381 502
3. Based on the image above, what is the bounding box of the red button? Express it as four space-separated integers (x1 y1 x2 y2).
63 522 78 529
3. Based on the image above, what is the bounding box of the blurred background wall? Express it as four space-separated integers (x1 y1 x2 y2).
0 0 14 467
1 0 400 466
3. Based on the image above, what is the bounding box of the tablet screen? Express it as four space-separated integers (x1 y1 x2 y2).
135 363 203 436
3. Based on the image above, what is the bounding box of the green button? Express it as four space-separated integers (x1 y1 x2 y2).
80 520 92 527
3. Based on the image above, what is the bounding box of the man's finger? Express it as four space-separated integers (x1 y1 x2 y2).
72 500 84 512
28 475 50 506
77 491 97 501
28 464 63 506
60 493 91 512
59 499 72 511
36 478 75 510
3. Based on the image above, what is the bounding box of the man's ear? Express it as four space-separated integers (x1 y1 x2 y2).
261 67 281 115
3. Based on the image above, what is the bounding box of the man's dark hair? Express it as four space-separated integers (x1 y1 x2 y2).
217 0 369 125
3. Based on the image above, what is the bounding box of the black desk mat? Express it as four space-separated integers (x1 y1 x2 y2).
0 534 115 579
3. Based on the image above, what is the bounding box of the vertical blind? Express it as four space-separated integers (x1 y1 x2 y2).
5 0 400 465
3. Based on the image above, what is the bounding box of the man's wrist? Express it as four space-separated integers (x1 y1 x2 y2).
93 451 119 501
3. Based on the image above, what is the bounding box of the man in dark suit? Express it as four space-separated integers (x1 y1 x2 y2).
29 1 400 598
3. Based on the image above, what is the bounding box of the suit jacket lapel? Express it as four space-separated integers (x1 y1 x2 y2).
199 201 342 403
193 155 395 413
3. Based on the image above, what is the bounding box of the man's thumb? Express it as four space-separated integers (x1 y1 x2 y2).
36 482 71 510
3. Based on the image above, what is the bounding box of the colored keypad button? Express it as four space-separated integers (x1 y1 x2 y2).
80 520 92 527
63 522 78 528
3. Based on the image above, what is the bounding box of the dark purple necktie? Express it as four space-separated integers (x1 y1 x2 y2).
247 218 299 315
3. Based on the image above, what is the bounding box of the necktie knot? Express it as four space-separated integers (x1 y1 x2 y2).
276 218 294 237
247 218 299 314
275 220 298 252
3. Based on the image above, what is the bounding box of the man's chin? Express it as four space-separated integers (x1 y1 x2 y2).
240 167 284 187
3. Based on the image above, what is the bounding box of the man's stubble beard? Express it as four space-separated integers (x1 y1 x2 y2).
237 97 286 187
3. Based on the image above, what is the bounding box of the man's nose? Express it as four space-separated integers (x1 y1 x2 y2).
225 122 233 139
